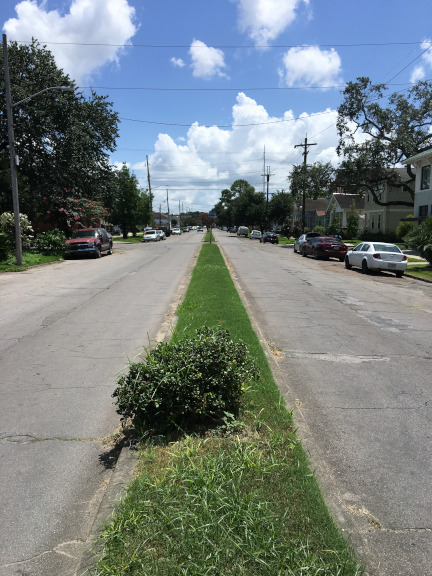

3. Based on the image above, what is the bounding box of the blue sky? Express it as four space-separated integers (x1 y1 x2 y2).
2 0 432 213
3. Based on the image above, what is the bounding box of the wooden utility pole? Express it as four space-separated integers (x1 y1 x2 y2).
261 165 273 231
146 155 153 227
166 189 170 230
295 136 317 232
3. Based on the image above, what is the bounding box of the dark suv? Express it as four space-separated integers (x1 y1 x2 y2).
65 228 113 258
260 232 279 244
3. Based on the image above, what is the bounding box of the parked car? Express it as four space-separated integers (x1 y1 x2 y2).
172 227 181 235
142 230 160 242
260 232 279 244
197 226 204 232
344 242 407 277
237 226 249 237
155 229 166 240
250 230 262 240
301 236 348 261
183 226 190 233
228 226 237 233
65 227 113 259
293 232 321 253
157 226 171 237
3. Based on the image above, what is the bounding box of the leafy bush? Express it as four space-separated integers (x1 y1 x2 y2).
312 225 325 235
404 215 432 263
113 326 259 434
0 212 33 256
33 229 66 254
396 215 414 241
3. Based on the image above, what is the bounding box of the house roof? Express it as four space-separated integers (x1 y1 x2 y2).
403 145 432 165
332 193 364 210
304 198 328 212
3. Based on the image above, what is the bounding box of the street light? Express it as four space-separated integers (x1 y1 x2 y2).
2 33 74 265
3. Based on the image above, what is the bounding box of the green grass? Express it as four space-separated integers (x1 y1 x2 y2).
94 244 363 576
406 264 432 280
112 234 143 243
0 251 62 272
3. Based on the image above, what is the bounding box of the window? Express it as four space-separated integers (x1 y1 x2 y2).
421 165 431 190
378 214 381 230
419 205 428 220
371 214 375 230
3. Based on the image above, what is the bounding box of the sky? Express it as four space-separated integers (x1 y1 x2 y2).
2 0 432 214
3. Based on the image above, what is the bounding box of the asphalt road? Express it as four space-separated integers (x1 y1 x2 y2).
0 233 202 576
215 230 432 576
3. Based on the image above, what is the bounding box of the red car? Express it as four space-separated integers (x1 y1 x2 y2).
65 228 113 258
301 236 348 261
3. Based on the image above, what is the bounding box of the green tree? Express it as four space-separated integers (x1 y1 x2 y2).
111 164 150 237
336 77 432 206
0 39 119 225
268 190 293 228
288 162 334 202
346 199 360 239
403 216 432 264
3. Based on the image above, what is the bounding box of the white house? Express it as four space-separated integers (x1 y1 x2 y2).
402 145 432 223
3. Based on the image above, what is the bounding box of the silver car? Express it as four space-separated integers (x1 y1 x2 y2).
142 230 160 242
294 232 321 253
344 242 407 277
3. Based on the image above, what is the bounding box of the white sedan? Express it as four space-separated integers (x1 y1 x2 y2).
142 230 160 242
344 242 407 277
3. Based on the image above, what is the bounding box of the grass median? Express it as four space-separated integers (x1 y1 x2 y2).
93 243 363 575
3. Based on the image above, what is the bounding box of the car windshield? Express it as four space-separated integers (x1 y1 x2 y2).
146 231 156 235
322 238 342 244
72 230 98 238
372 244 401 253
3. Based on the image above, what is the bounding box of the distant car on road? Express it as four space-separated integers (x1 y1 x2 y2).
65 227 113 259
171 227 181 235
249 230 262 240
155 229 166 240
301 236 348 261
142 230 160 242
197 226 204 232
345 242 407 277
260 232 279 244
293 232 321 253
237 226 249 237
183 226 190 233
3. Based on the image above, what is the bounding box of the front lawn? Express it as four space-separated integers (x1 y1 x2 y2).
0 252 62 272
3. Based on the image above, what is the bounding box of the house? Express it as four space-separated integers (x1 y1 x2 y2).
402 145 432 223
362 168 415 235
327 193 364 230
292 198 328 230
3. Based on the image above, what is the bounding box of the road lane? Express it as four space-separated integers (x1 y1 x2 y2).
215 230 432 576
0 234 201 575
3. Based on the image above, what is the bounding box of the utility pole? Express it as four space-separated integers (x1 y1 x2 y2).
146 155 153 227
178 199 181 227
3 34 22 266
166 189 170 230
295 136 316 232
261 165 273 232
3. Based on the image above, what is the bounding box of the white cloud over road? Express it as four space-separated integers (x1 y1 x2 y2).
279 45 343 88
233 0 310 45
3 0 138 83
409 40 432 83
133 93 339 211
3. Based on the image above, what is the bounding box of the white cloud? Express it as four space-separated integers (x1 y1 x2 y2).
189 39 228 79
233 0 310 45
171 57 185 68
130 94 340 212
3 0 139 83
279 46 343 88
409 39 432 83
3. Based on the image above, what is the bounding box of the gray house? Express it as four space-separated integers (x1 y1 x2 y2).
402 145 432 223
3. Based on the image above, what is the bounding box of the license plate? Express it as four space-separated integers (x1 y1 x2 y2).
388 263 396 269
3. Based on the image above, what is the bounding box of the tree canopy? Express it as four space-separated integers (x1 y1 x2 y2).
0 39 119 230
336 77 432 206
287 162 335 202
213 180 265 228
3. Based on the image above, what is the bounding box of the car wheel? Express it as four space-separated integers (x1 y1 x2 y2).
95 245 102 258
396 271 404 278
108 243 113 255
302 248 307 257
344 256 352 269
339 256 344 262
294 246 297 253
361 259 369 274
313 249 319 260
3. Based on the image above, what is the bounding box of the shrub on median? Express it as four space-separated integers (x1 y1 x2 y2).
112 326 259 434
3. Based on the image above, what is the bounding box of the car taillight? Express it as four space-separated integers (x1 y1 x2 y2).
402 255 407 261
373 253 381 259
